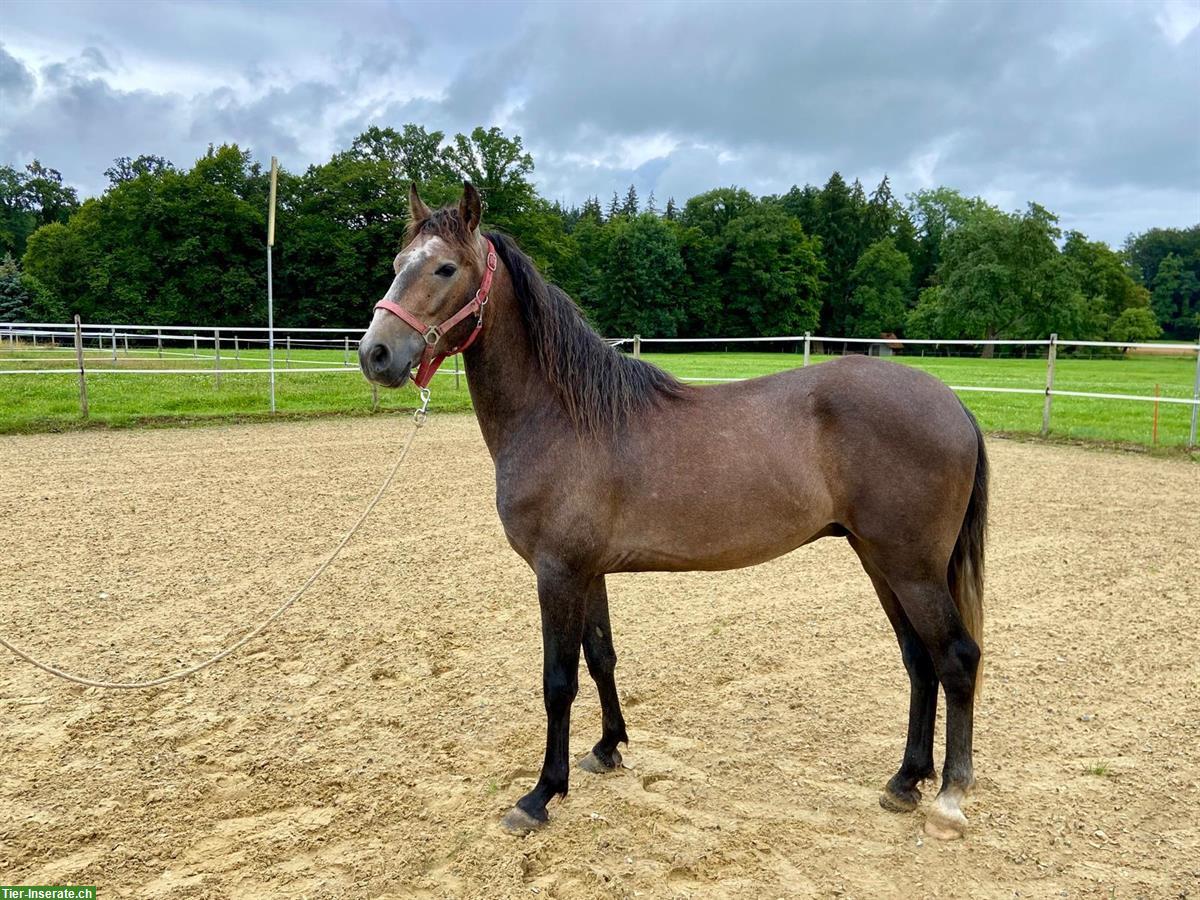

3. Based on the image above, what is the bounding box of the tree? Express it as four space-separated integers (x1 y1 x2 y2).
863 175 898 246
591 213 688 337
0 254 59 322
847 238 912 336
924 203 1089 355
680 187 757 238
23 144 267 325
579 196 603 225
663 197 678 221
907 187 994 295
1150 252 1200 338
0 161 80 259
23 161 80 230
812 171 868 334
721 204 824 337
1107 307 1162 343
104 155 176 187
606 192 621 221
440 127 536 234
621 184 639 218
1061 230 1152 339
0 165 33 258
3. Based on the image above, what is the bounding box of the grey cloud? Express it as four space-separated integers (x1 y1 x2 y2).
0 45 35 106
0 0 1196 245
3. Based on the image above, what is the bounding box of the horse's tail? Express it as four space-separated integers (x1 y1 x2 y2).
949 404 988 696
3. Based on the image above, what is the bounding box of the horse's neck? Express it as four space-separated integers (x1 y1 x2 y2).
461 268 558 457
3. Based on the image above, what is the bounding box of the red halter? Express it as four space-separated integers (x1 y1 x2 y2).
373 239 498 389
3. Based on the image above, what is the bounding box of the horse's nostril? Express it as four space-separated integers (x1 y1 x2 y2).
368 343 390 372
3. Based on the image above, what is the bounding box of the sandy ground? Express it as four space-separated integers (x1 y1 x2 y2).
0 414 1197 899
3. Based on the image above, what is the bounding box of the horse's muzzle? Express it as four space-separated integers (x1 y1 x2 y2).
358 336 417 388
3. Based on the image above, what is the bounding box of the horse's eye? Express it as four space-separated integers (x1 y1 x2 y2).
435 263 457 277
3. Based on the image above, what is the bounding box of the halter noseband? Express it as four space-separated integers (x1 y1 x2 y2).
373 238 498 389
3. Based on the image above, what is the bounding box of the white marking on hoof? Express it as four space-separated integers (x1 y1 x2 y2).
923 792 968 840
500 806 544 835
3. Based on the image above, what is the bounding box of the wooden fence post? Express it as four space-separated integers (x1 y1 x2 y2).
214 328 221 389
286 335 291 368
157 329 163 358
1041 333 1058 437
235 334 240 362
74 315 88 419
803 332 811 367
1189 339 1199 448
633 334 641 358
111 327 117 365
193 334 198 358
344 336 350 367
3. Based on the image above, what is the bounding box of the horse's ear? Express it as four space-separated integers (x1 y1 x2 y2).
409 182 432 222
459 181 482 234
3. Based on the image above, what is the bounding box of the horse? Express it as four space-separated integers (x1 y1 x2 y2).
358 182 988 842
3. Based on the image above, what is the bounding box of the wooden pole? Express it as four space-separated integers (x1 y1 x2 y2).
193 334 198 358
633 334 641 358
286 335 291 368
235 334 240 361
267 156 278 415
214 328 221 389
110 327 117 365
343 335 350 367
73 315 88 419
1190 341 1200 448
803 332 811 367
1041 333 1058 437
157 329 163 358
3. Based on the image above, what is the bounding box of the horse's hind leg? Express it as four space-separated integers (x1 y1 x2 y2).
852 544 939 813
888 575 980 840
578 576 629 773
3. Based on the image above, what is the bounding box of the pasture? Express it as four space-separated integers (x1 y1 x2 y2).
1 416 1197 897
1 343 1197 451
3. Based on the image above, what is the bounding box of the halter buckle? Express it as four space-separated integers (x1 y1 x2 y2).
423 325 442 347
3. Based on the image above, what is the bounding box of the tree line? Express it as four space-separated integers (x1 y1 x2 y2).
1 124 1197 345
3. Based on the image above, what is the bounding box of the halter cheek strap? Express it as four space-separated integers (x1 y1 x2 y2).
374 239 498 389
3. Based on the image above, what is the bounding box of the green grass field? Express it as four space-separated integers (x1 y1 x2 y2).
0 341 1196 452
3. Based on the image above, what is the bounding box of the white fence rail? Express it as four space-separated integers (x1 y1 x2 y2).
2 321 1198 445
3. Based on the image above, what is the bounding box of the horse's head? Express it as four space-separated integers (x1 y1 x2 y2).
359 181 490 388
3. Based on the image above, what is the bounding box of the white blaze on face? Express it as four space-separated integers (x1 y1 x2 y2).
363 236 447 345
386 236 446 301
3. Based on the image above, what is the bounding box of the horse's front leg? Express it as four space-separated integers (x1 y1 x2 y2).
501 559 588 834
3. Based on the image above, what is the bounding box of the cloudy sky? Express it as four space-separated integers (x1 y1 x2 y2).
2 0 1198 245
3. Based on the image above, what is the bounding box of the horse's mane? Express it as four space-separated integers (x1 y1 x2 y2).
406 206 687 434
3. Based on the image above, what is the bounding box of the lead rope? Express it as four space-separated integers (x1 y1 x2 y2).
0 389 432 690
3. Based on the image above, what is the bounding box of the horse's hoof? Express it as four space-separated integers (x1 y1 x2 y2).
923 797 968 840
879 786 921 813
500 806 545 835
578 748 622 774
